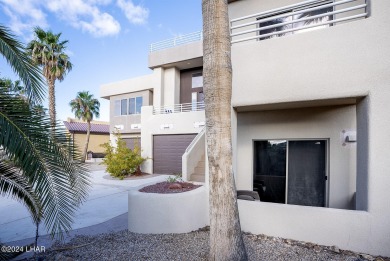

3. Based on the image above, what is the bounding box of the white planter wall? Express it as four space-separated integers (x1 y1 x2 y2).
128 186 209 233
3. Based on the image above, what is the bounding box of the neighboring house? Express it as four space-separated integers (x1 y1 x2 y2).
100 35 206 178
101 0 390 256
63 118 110 155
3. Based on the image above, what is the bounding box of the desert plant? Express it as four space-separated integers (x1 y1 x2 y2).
166 174 183 183
101 134 146 179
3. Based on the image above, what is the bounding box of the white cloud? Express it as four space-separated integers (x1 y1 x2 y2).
46 0 120 37
1 0 148 38
1 0 48 37
79 11 121 37
1 0 121 38
117 0 148 25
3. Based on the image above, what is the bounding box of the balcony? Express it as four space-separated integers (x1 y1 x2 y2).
150 31 203 53
148 31 203 69
152 102 205 115
230 0 368 44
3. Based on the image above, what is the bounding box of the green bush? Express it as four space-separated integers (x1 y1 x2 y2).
101 134 146 180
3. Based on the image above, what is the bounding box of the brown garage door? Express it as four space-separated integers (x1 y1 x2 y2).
123 138 141 150
153 134 196 174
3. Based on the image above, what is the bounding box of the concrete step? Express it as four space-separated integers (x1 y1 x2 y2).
190 174 205 182
194 166 205 174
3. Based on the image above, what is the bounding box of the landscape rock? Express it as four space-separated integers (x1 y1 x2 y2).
168 183 182 189
27 230 387 261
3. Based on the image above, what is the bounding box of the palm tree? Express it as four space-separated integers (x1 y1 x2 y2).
0 25 90 259
202 0 248 260
70 91 100 163
27 27 73 128
33 104 48 116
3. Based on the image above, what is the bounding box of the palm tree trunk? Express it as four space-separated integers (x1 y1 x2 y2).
82 121 91 163
47 79 56 128
202 0 248 260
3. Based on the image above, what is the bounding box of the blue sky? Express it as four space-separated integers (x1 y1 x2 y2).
0 0 202 122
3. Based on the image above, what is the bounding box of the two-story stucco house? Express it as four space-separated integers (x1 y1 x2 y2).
100 0 390 256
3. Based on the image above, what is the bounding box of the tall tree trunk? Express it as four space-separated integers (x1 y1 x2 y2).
202 0 248 260
47 78 56 128
82 121 91 163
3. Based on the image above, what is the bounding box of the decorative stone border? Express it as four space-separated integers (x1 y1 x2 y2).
128 186 209 234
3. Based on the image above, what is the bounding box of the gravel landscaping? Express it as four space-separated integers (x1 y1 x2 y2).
139 181 201 194
27 229 388 261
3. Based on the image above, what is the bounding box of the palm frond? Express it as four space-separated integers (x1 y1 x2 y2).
0 161 41 224
70 91 100 122
0 25 45 103
0 91 90 239
27 27 72 83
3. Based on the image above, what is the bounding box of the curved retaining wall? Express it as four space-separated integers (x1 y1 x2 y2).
128 186 209 233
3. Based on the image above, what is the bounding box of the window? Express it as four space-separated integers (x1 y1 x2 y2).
254 139 327 207
129 96 143 115
136 96 142 114
121 99 127 115
191 92 197 111
192 73 203 88
258 1 333 40
114 100 121 116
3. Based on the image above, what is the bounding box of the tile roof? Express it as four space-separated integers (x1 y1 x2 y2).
63 121 110 134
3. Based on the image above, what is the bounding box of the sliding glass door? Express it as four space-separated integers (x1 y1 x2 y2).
254 140 327 207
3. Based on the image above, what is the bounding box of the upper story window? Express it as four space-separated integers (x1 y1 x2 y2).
192 73 203 88
114 100 120 116
114 96 143 116
121 99 128 115
129 96 143 114
258 1 333 40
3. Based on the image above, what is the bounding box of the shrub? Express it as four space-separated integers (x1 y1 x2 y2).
166 174 183 183
101 134 146 179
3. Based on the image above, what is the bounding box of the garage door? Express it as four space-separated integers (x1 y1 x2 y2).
153 134 196 174
123 138 141 150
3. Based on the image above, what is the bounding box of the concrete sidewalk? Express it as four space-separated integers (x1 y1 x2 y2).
0 167 168 244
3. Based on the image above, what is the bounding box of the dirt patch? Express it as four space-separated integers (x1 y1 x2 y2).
140 181 201 194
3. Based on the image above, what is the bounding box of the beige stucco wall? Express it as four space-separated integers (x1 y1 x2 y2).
109 90 152 134
72 133 109 154
100 74 154 99
140 106 205 174
128 186 209 234
236 105 357 210
238 200 372 255
229 0 390 256
229 0 387 108
148 41 203 69
163 67 181 106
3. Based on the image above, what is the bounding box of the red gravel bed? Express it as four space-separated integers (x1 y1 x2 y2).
139 181 201 194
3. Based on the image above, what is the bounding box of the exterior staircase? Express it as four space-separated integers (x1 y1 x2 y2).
190 154 205 182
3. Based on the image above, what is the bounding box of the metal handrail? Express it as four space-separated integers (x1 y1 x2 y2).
231 4 366 37
150 31 203 53
231 0 330 23
153 102 205 115
230 0 368 44
185 127 205 153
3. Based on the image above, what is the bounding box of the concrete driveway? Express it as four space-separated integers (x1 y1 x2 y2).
0 164 168 244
